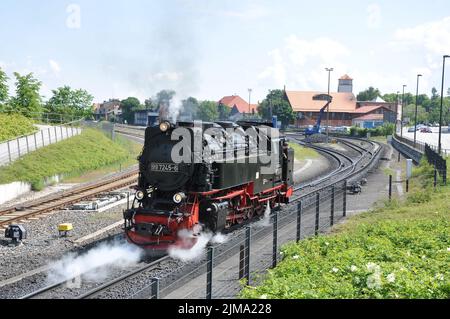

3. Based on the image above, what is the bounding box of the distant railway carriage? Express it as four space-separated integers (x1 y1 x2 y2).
123 120 294 252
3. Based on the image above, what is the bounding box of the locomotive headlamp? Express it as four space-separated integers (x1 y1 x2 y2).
159 121 171 132
173 192 186 204
135 190 145 200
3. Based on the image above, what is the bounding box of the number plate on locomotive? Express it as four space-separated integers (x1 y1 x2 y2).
150 163 179 172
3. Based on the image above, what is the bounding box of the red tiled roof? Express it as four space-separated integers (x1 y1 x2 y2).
286 91 357 112
353 113 384 121
218 95 257 113
353 105 390 114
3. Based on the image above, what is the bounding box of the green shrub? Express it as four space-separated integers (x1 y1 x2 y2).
0 113 37 142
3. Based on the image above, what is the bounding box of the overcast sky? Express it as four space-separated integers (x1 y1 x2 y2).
1 0 450 104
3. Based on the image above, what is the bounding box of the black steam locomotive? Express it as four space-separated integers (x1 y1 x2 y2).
124 120 294 251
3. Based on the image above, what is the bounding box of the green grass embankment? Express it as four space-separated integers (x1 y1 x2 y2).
288 143 319 161
241 161 450 299
0 113 37 142
0 128 141 190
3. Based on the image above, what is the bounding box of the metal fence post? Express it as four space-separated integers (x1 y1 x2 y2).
16 138 20 157
239 245 245 280
71 125 74 137
315 193 320 236
245 226 251 285
150 277 159 299
296 201 302 242
60 125 63 139
41 130 45 146
434 168 437 188
48 128 51 144
25 136 29 153
206 246 214 299
54 126 58 142
66 126 69 138
343 180 347 217
330 186 335 226
389 175 392 201
272 211 278 268
7 140 11 163
34 132 37 151
406 179 409 193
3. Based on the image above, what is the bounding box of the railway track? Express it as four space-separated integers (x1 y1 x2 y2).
18 135 382 300
0 168 138 228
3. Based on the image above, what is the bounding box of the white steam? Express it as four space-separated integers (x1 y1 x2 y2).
168 97 183 123
46 241 143 284
168 230 229 262
254 204 272 228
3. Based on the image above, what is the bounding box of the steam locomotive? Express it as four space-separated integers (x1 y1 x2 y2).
123 120 294 251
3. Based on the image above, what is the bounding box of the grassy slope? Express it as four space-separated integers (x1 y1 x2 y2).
0 129 141 190
0 114 37 142
241 162 450 299
288 143 319 161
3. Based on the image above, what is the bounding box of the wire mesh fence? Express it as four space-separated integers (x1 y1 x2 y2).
0 121 83 166
129 180 349 300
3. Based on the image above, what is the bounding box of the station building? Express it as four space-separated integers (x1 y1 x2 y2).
286 75 397 127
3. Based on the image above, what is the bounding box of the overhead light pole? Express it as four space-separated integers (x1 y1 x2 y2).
401 84 407 137
248 88 252 115
413 74 422 148
325 67 334 142
438 55 449 155
396 91 400 133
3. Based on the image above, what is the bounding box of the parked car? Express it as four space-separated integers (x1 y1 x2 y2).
408 126 416 132
420 127 432 133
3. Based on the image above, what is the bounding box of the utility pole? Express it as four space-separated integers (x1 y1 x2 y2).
325 68 334 143
438 55 449 155
248 88 252 115
414 74 422 148
401 85 407 137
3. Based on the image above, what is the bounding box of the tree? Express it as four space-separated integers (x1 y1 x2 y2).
11 72 43 117
120 97 141 124
46 86 94 121
258 89 294 128
0 67 9 110
357 87 381 101
180 97 199 119
382 93 398 103
218 102 231 120
155 90 176 109
197 100 218 122
144 98 156 110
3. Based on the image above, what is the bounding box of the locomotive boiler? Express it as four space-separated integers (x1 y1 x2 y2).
123 120 294 251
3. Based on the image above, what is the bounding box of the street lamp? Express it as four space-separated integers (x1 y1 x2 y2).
413 74 422 148
396 91 400 133
248 88 252 114
325 67 334 142
438 55 450 155
401 85 407 137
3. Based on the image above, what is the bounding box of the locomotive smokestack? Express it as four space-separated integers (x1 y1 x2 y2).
158 101 170 123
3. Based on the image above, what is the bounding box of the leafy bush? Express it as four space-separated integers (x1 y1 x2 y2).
350 123 395 138
0 129 133 190
0 113 37 142
241 217 449 299
240 163 450 298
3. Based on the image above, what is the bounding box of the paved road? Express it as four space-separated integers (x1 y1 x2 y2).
401 126 450 154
